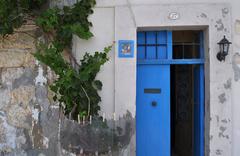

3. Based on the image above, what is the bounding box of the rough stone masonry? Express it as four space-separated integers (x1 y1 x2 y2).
0 21 134 156
0 23 61 156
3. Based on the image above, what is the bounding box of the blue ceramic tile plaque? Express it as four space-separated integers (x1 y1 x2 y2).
118 40 134 58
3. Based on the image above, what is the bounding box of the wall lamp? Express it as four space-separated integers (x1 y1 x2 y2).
217 35 232 62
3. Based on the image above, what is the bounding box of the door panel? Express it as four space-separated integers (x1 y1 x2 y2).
136 64 170 156
194 65 205 156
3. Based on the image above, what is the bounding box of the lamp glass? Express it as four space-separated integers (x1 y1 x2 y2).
223 43 229 55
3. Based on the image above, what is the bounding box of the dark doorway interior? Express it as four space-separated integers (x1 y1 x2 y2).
171 30 203 156
171 64 197 156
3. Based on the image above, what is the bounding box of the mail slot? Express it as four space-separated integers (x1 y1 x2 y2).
144 88 161 94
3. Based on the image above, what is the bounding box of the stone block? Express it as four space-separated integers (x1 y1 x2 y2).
0 25 37 50
6 104 32 129
0 89 10 110
3 86 35 129
10 86 35 108
0 111 17 153
1 68 35 89
0 52 35 68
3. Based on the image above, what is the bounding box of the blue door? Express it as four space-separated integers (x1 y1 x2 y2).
193 65 204 156
137 64 170 156
194 32 205 156
136 31 204 156
136 31 171 156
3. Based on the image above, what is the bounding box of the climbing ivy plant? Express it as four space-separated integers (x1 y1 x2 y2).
0 0 112 121
0 0 46 36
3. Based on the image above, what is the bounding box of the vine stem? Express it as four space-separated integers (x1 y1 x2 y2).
81 85 91 117
69 102 77 120
67 48 81 69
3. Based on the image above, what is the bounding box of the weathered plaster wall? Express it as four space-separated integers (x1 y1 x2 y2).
231 1 240 156
0 24 62 155
73 7 115 119
0 19 134 156
75 0 240 156
1 0 240 156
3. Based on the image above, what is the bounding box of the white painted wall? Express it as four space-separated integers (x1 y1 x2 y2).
74 0 240 155
231 0 240 156
74 8 115 119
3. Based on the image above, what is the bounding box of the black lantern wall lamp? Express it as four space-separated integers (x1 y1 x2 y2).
217 35 232 62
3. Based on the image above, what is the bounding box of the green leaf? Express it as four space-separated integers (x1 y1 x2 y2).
36 8 60 32
70 24 93 40
93 80 103 90
0 0 115 122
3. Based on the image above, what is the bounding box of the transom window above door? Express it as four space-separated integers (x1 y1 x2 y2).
137 31 169 59
137 30 204 62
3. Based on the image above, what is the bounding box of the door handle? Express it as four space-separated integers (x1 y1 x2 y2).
152 101 157 107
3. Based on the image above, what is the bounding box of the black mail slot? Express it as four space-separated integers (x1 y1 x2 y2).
144 88 161 94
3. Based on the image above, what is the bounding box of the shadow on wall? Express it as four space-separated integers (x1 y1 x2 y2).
60 111 135 155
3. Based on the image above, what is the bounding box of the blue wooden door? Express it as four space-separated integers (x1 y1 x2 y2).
193 65 204 156
194 32 205 156
136 31 204 156
137 64 170 156
136 31 171 156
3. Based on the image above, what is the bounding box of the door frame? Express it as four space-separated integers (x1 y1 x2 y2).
136 30 205 156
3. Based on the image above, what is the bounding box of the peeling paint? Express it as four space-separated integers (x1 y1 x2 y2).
42 136 49 149
216 115 219 123
224 79 231 89
200 13 207 18
32 107 40 123
221 119 228 123
215 19 224 31
35 61 47 86
218 93 226 104
222 8 229 18
216 149 223 155
210 135 213 140
219 126 229 139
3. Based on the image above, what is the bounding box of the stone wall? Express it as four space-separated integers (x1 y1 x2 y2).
0 23 61 155
0 23 134 156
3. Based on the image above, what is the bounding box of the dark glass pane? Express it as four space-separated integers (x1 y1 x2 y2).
173 31 203 59
184 45 200 59
173 45 183 59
